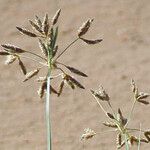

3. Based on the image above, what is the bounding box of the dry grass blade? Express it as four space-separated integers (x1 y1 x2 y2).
35 15 42 28
29 20 43 34
5 55 16 65
23 68 40 82
80 38 103 44
18 58 27 75
42 13 49 35
51 9 61 25
16 27 37 37
67 75 85 89
0 51 10 55
37 81 46 98
38 39 48 56
1 44 25 53
78 19 93 37
58 80 64 97
64 65 88 77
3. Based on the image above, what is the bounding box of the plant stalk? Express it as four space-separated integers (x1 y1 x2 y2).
46 49 52 150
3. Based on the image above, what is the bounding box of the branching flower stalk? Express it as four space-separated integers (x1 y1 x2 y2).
81 80 150 149
0 9 102 150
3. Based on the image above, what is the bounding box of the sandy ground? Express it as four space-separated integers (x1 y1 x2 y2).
0 0 150 149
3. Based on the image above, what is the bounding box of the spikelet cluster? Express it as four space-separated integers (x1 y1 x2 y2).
0 9 102 98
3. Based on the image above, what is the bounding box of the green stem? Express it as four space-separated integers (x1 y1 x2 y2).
124 134 130 150
138 124 142 150
46 50 52 150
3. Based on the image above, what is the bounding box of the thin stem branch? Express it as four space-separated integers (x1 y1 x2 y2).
138 123 142 150
127 128 146 133
24 50 47 61
96 129 117 135
126 97 137 127
55 37 80 60
91 93 108 116
107 101 115 116
19 55 47 66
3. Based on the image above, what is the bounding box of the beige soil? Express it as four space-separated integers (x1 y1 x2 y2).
0 0 150 150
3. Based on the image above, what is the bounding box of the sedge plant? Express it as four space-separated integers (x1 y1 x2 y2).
81 79 150 149
0 9 102 150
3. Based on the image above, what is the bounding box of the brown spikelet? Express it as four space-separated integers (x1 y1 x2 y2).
118 108 123 119
18 58 27 75
118 108 127 125
50 86 58 95
38 39 48 56
137 99 149 105
67 75 85 89
137 92 149 100
90 86 109 101
130 136 138 145
37 81 46 98
78 19 94 37
107 113 115 119
117 141 125 149
5 55 17 65
116 134 122 148
58 81 64 97
0 51 10 55
64 65 88 77
144 131 150 142
42 13 49 35
140 138 149 143
51 9 61 25
35 15 42 28
80 38 103 44
16 27 37 37
29 20 43 34
23 68 40 82
1 44 25 53
103 121 117 128
66 79 75 89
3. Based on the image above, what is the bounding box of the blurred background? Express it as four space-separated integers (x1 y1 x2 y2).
0 0 150 149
